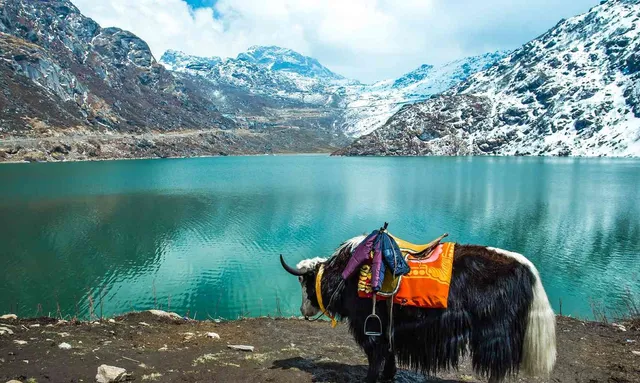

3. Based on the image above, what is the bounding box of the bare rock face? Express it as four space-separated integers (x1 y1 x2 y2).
0 0 231 136
338 0 640 157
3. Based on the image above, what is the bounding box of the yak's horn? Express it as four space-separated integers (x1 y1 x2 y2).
280 254 306 276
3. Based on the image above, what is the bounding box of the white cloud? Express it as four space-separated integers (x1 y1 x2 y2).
71 0 600 83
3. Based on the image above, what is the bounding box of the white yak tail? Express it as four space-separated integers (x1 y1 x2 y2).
521 268 557 376
488 247 557 376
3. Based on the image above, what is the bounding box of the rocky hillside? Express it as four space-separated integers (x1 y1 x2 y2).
0 0 231 137
336 0 640 157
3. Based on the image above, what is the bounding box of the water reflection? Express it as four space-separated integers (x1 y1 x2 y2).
0 156 638 319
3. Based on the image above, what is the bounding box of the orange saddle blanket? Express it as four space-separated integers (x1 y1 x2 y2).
357 241 455 309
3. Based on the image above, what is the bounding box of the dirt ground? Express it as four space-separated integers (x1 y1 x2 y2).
0 312 638 383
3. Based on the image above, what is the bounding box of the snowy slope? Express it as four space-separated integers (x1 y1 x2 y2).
340 51 508 136
337 0 640 157
237 45 344 80
161 47 351 107
162 50 221 72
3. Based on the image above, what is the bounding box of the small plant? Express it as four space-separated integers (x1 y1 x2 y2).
100 285 106 321
275 295 283 318
589 298 608 323
152 279 157 309
587 287 639 326
87 289 95 321
617 288 640 330
74 296 79 321
621 287 639 318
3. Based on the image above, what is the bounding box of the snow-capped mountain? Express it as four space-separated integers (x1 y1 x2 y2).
160 48 505 137
160 47 350 108
237 45 344 80
336 0 640 157
340 51 509 136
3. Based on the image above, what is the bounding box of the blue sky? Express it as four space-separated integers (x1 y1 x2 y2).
186 0 217 9
73 0 601 82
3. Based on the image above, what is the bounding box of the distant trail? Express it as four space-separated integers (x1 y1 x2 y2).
0 129 229 146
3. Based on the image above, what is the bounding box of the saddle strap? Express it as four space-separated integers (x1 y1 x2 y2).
413 233 449 258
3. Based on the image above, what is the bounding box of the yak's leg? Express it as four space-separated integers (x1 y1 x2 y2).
364 340 386 383
380 351 397 381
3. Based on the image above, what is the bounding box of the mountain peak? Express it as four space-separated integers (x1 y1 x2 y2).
389 51 510 90
245 45 292 54
237 45 344 80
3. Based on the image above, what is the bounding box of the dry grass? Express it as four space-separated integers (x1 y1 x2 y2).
589 288 639 325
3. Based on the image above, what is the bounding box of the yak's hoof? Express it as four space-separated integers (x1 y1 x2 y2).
380 369 397 382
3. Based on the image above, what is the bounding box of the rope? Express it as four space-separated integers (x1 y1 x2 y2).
307 277 344 325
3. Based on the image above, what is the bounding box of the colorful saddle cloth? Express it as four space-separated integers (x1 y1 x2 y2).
357 238 455 309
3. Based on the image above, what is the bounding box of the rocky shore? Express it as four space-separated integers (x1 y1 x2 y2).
0 129 339 163
0 310 638 383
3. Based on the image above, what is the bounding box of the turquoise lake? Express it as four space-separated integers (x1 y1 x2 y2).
0 155 638 320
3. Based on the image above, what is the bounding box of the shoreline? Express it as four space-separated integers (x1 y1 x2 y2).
0 129 342 164
0 151 333 165
2 131 640 164
1 310 638 382
2 150 640 164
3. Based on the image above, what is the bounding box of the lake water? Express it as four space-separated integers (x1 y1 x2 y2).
0 155 638 320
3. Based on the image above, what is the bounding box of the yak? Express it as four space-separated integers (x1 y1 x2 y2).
280 235 556 383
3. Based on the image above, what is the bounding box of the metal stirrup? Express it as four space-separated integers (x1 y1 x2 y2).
364 294 382 337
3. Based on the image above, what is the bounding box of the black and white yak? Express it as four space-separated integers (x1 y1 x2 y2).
280 236 556 383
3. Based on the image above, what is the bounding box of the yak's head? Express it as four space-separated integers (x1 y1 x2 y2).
280 255 325 318
280 235 365 318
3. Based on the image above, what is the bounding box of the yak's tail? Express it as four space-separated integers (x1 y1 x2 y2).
488 248 557 376
521 267 557 376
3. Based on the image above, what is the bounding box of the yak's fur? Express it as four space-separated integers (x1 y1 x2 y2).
290 237 556 383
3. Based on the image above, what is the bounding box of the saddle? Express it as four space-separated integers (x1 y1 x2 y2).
358 233 454 309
